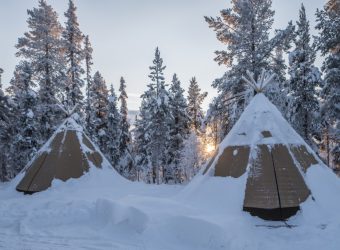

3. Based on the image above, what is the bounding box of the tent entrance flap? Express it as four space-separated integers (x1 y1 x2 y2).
243 207 300 221
243 144 309 221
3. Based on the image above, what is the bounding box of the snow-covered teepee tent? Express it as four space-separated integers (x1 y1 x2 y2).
202 70 321 220
16 109 114 194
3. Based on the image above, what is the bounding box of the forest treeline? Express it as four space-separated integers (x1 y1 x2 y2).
0 0 339 183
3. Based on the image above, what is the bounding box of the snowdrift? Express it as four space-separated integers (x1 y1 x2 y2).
1 161 340 250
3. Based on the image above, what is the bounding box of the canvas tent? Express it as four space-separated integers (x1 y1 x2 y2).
16 115 111 193
203 92 321 220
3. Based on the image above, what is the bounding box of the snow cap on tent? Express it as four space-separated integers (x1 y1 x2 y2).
16 106 113 194
203 70 319 220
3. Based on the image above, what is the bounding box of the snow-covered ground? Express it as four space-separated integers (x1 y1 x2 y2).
0 165 340 250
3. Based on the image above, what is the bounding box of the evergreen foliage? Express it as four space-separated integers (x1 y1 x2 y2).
117 77 134 180
84 35 94 130
288 4 321 144
62 0 85 109
16 0 65 141
205 0 294 138
167 74 190 183
135 48 171 184
88 71 109 153
6 62 39 176
187 77 207 132
0 70 16 181
316 0 340 168
106 85 121 167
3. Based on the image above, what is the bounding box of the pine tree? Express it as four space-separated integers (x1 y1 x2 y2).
106 85 121 167
134 97 152 182
118 77 131 156
0 68 3 85
271 47 287 84
205 0 294 137
0 69 15 181
117 77 134 179
136 48 171 184
288 4 321 144
6 61 39 176
16 0 65 141
167 74 190 183
187 77 207 132
316 0 340 168
266 47 289 117
84 35 93 130
62 0 85 109
88 71 109 153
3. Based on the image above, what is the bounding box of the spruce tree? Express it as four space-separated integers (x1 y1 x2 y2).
88 71 109 153
271 47 287 84
288 4 321 144
167 74 190 183
205 0 294 137
0 70 15 181
118 77 131 156
316 0 340 168
84 35 93 129
118 77 134 179
6 61 39 176
134 97 152 182
187 77 207 132
0 68 3 85
106 85 121 167
62 0 85 109
136 48 171 184
266 47 289 117
16 0 65 141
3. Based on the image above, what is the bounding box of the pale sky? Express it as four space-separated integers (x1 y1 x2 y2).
0 0 326 110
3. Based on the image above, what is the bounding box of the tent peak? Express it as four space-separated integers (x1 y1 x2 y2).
242 69 275 94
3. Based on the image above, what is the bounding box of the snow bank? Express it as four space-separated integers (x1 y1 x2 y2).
94 199 148 233
1 164 340 250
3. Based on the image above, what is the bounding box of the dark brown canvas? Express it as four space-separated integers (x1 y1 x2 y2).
243 144 311 220
16 153 48 192
243 145 280 209
16 129 103 193
87 151 103 168
271 144 310 208
214 146 250 178
290 145 318 172
261 131 272 138
55 131 90 180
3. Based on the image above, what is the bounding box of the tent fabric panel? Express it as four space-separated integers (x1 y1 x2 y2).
16 130 97 193
83 134 103 168
87 151 103 168
271 144 310 208
243 145 280 209
214 146 250 178
290 145 318 172
261 131 272 138
16 152 48 192
22 132 64 192
55 131 89 180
